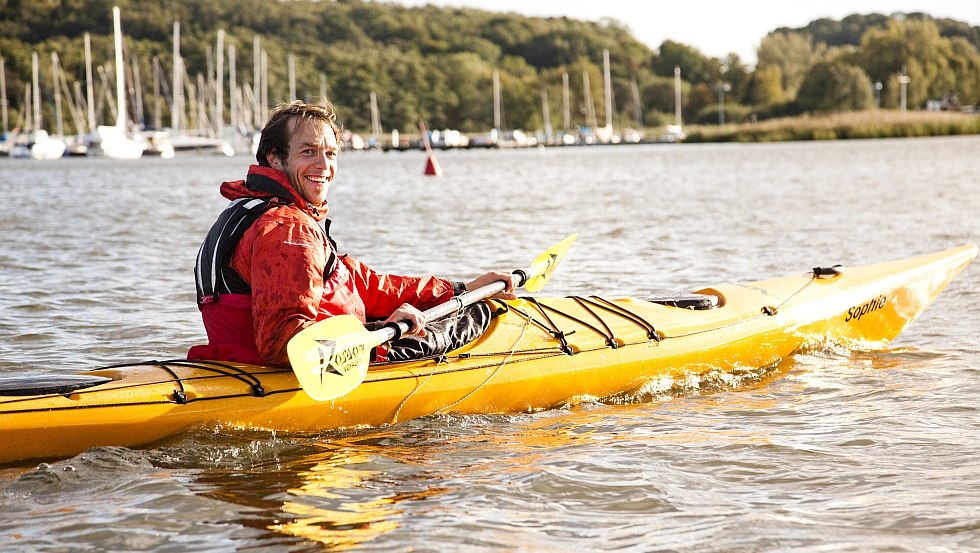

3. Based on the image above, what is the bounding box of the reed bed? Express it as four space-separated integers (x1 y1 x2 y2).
683 110 980 143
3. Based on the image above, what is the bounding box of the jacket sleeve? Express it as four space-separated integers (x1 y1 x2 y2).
243 215 327 367
342 255 458 321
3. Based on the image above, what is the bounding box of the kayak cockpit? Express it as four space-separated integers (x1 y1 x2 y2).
0 374 113 397
642 293 720 310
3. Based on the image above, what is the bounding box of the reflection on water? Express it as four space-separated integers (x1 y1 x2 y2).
274 450 403 549
139 365 780 550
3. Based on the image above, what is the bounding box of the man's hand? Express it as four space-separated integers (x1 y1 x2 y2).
464 271 517 300
385 303 427 336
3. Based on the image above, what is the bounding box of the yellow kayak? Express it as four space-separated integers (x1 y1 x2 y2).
1 244 975 465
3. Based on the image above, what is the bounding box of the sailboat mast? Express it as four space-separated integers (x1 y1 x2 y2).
131 56 144 128
112 6 126 130
540 87 551 144
32 51 41 131
562 72 569 131
51 52 64 136
582 70 597 132
630 75 642 130
228 44 237 132
369 90 381 143
84 33 95 132
603 49 612 131
72 82 86 134
260 50 268 123
674 66 682 129
173 21 182 132
252 35 260 130
23 84 31 130
492 69 500 130
215 29 224 137
152 56 162 129
0 55 7 134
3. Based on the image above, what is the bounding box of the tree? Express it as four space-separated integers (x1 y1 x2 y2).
652 40 718 85
780 13 890 48
857 19 980 108
638 75 680 124
435 52 494 131
948 37 980 105
744 65 785 106
796 61 874 112
756 31 827 99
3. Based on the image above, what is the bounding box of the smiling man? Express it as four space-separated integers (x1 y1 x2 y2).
190 100 513 367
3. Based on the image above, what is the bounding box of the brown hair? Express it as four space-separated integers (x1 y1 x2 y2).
255 100 343 166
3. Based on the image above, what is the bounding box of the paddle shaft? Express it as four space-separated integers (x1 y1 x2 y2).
381 272 524 342
341 235 568 347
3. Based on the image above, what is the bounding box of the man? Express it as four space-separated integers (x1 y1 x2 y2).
189 100 514 366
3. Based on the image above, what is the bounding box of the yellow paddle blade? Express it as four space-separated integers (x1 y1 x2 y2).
523 233 578 292
286 315 380 401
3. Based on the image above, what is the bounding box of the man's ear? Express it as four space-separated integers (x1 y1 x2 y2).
266 151 280 168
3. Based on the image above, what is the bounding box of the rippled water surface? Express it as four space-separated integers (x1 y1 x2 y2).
1 136 979 551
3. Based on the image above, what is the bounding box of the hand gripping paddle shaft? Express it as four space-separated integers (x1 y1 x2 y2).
287 234 577 401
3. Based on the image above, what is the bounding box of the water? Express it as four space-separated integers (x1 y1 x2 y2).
1 136 978 551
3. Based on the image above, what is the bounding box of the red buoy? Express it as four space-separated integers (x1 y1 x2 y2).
424 154 442 176
419 120 442 176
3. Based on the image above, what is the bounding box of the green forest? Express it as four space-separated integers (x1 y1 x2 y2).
1 0 978 138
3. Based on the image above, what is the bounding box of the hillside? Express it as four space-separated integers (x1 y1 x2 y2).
1 0 978 137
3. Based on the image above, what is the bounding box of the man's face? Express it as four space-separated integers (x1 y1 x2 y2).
279 118 338 206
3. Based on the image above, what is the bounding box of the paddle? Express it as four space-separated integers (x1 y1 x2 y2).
287 233 578 401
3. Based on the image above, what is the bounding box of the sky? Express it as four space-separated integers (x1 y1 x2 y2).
391 0 980 64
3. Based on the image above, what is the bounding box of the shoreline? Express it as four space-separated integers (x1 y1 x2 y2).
680 110 980 143
377 110 980 151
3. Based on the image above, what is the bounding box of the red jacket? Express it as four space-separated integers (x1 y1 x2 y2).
188 165 457 366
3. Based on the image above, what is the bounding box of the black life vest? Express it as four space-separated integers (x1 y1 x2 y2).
194 197 339 303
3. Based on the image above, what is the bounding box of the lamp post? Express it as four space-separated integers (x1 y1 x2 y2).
716 82 731 125
874 81 883 107
898 74 911 112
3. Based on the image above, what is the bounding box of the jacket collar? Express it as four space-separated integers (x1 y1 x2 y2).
220 164 328 221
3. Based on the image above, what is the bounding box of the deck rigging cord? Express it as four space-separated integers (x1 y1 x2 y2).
391 312 535 422
663 271 831 339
